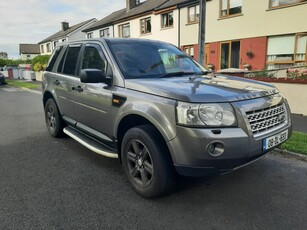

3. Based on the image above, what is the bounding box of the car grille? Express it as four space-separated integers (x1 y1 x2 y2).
246 103 287 135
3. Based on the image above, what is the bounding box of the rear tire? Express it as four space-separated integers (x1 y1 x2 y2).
121 125 176 198
44 98 64 137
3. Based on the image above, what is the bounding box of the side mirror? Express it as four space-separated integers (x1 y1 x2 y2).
80 69 106 83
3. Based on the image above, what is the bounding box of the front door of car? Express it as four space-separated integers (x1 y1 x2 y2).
70 43 113 137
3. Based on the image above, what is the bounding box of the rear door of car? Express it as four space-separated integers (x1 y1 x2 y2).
52 44 83 120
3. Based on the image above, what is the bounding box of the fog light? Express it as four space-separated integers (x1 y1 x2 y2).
207 141 225 157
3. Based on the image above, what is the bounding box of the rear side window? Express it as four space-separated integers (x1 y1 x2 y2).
46 46 63 72
59 45 81 76
57 48 67 73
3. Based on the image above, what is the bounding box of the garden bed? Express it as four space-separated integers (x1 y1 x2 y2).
245 77 307 84
243 66 307 84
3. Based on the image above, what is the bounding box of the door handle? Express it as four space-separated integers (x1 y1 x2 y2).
53 80 60 85
72 86 83 93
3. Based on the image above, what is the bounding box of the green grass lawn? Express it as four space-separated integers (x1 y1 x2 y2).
280 131 307 156
6 79 40 90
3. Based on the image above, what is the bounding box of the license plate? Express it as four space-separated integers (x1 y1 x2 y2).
263 130 288 151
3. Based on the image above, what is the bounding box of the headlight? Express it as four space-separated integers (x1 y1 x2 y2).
176 102 237 127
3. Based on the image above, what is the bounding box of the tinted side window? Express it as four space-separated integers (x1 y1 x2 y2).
46 46 63 72
62 46 81 76
57 48 67 73
81 45 107 73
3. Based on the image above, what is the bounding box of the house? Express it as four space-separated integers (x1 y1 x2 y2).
83 0 203 60
19 44 40 60
38 18 97 55
178 0 200 60
83 9 126 38
84 0 307 71
204 0 307 71
0 52 8 59
84 0 169 41
113 0 175 43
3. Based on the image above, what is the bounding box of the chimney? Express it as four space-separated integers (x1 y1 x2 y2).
61 22 69 31
126 0 140 11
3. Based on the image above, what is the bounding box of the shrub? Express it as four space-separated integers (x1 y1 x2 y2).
0 58 30 67
245 69 277 78
287 68 307 79
31 55 50 72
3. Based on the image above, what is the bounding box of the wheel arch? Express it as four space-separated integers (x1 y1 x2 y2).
43 90 62 114
116 114 175 163
43 90 55 107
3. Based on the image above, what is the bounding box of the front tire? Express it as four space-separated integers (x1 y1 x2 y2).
121 125 176 198
44 98 64 137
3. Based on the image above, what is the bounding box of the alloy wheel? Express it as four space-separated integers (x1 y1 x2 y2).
126 139 154 187
46 105 56 132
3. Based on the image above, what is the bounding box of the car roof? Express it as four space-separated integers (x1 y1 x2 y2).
56 38 172 47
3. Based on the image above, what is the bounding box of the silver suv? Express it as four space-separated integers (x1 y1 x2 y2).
42 38 292 197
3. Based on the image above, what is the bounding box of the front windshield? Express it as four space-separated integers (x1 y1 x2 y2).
109 41 208 79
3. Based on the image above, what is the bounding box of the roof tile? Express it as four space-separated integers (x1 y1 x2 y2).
19 44 40 55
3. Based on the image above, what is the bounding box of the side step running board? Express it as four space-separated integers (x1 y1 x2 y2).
63 126 118 159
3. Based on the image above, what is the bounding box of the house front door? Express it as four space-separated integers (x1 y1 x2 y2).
220 41 240 69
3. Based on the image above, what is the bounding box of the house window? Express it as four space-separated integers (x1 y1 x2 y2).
269 0 307 8
140 18 151 34
220 41 240 69
183 46 195 58
119 23 130 38
53 41 59 48
87 32 93 39
220 0 243 17
140 17 151 34
161 12 174 28
40 45 44 53
267 34 307 69
100 28 110 37
295 33 307 62
188 5 200 23
46 43 51 52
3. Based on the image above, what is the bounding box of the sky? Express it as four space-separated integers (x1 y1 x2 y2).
0 0 126 59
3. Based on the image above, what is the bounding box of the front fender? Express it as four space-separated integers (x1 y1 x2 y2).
114 97 177 142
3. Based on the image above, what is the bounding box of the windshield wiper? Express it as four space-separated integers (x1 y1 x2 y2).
159 71 209 78
159 72 185 78
194 71 209 75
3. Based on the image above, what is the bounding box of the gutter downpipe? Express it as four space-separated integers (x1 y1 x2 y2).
178 6 181 48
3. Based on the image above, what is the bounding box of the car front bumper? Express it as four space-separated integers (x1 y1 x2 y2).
170 125 291 176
